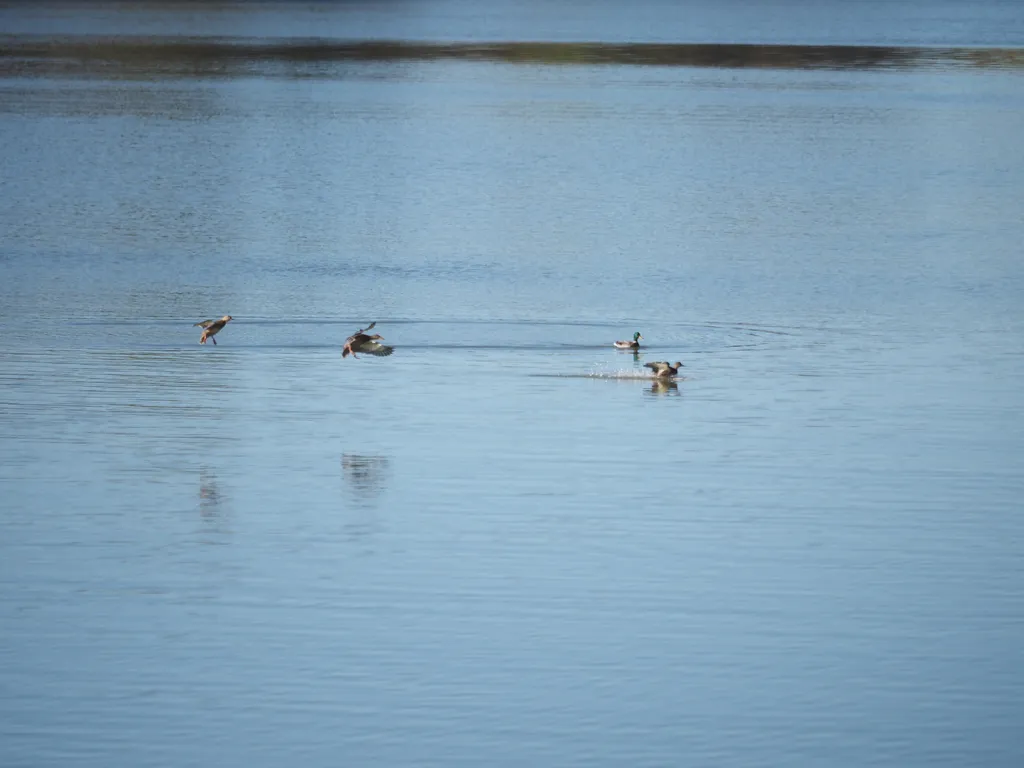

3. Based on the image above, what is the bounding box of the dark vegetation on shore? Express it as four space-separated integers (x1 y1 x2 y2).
3 36 1022 78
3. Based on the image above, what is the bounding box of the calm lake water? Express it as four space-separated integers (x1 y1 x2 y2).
2 2 1023 767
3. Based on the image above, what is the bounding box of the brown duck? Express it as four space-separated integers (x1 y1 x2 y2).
194 315 233 345
342 322 394 359
644 361 684 377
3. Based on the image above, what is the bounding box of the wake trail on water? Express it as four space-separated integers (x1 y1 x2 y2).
531 370 685 381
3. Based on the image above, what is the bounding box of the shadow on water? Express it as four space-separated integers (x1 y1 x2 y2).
2 37 1023 80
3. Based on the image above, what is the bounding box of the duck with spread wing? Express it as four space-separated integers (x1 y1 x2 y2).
342 322 394 359
194 315 233 345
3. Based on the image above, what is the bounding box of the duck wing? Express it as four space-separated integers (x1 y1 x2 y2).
353 340 394 357
644 361 668 373
346 321 378 342
193 319 215 328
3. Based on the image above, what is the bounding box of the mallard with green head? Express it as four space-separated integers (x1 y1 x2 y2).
343 321 394 359
613 332 643 350
644 361 684 377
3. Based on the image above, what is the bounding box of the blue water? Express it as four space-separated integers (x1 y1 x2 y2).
3 0 1024 46
1 2 1023 767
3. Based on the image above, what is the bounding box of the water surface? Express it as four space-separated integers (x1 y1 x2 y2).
2 2 1023 767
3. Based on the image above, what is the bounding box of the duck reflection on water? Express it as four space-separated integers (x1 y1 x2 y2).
341 454 392 498
198 467 226 519
647 379 680 396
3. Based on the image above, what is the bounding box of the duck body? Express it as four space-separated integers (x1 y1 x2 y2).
613 331 643 350
644 361 684 377
343 321 394 359
194 315 233 345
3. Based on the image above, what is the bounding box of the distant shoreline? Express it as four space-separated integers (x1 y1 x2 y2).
3 36 1023 78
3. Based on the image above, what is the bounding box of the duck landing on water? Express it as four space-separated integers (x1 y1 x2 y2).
644 361 684 378
342 322 394 359
613 332 643 350
194 316 233 345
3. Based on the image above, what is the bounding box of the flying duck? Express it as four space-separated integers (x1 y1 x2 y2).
194 316 233 345
343 322 394 359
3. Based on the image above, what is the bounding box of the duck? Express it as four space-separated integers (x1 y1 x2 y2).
613 331 643 350
644 361 684 377
194 315 233 345
343 321 394 359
